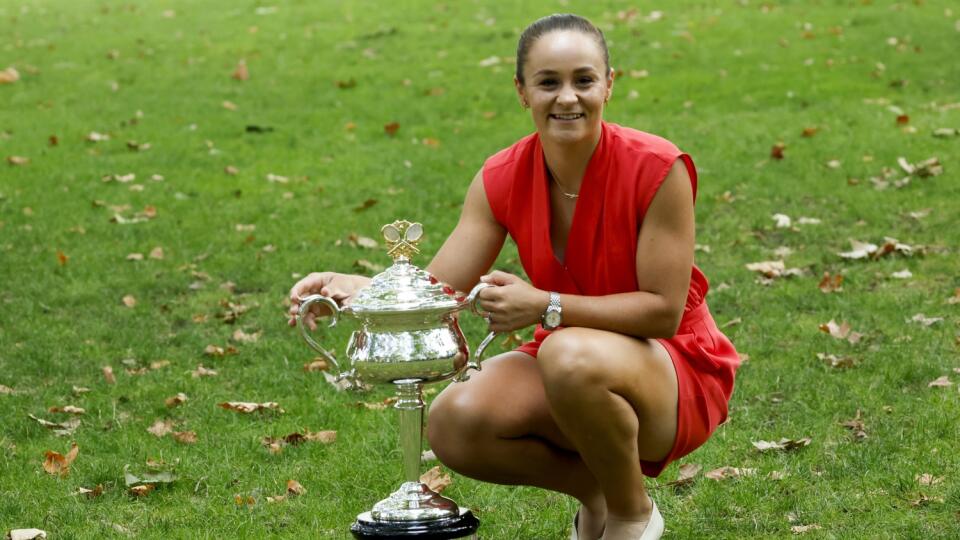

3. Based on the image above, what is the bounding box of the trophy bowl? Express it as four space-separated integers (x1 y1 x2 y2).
296 220 496 539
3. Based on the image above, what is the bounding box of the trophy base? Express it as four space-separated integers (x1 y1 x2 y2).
351 508 479 539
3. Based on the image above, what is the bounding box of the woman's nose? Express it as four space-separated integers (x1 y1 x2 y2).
557 84 578 105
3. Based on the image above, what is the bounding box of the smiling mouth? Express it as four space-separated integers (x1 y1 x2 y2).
550 113 585 120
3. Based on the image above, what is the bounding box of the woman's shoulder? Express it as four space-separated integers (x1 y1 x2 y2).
604 122 683 164
483 131 539 173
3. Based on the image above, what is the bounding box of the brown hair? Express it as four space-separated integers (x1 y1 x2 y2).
515 14 610 84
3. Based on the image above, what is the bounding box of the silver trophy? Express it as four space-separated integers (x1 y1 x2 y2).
296 220 496 539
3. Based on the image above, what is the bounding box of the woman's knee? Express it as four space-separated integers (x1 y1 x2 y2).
426 385 486 465
538 329 609 389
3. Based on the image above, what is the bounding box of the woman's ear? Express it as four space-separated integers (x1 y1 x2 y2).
605 67 615 103
514 77 528 108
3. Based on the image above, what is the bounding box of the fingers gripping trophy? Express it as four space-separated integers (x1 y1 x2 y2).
295 220 497 539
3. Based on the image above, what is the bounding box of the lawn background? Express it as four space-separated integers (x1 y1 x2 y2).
1 0 959 538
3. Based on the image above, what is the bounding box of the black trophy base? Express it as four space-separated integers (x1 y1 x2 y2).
351 508 479 539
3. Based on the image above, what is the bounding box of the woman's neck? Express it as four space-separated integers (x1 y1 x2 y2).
541 127 602 190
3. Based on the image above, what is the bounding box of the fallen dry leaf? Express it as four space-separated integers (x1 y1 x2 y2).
150 360 171 370
165 392 188 408
28 414 81 436
48 405 85 415
771 213 792 228
232 329 262 343
191 365 218 378
122 295 136 308
218 401 284 414
149 247 165 259
384 122 400 136
0 66 21 84
916 473 944 486
818 272 844 293
791 524 822 534
752 437 812 452
76 484 105 498
818 320 863 344
147 418 175 438
909 314 943 327
667 463 702 487
704 466 756 480
745 260 803 281
354 259 385 274
946 289 960 305
421 449 437 463
927 376 952 388
0 384 15 395
126 252 144 261
232 60 249 81
770 142 786 160
303 358 329 372
172 431 197 444
891 269 913 279
801 127 818 137
85 131 110 142
7 530 47 540
42 442 79 477
353 198 378 212
129 484 155 497
7 156 29 166
204 344 238 356
287 479 307 496
817 353 857 369
420 465 452 493
102 365 116 384
840 410 868 440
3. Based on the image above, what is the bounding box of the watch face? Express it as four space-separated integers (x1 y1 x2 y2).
544 310 562 328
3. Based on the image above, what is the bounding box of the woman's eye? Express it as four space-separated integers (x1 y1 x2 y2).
577 78 594 86
539 79 557 87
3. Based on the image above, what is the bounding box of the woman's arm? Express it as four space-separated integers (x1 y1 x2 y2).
426 169 507 292
478 161 694 338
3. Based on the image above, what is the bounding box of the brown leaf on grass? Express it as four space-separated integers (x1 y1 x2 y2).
7 530 47 540
126 253 144 261
232 329 262 343
420 466 452 493
348 233 378 249
667 463 702 487
232 60 249 81
384 122 400 136
916 473 944 486
353 198 378 212
303 359 329 372
356 396 399 410
55 250 68 266
752 437 812 452
76 484 105 498
28 414 81 436
147 418 175 438
85 131 110 142
791 524 822 534
218 401 285 414
48 405 85 415
771 142 786 160
896 114 910 125
0 66 21 84
335 78 357 89
422 137 441 148
304 430 337 444
817 353 857 369
933 127 959 138
286 479 307 496
129 484 155 497
0 384 15 395
818 320 864 344
150 360 170 370
122 295 136 308
222 100 238 111
7 156 29 166
909 314 943 327
261 430 337 452
219 300 251 323
927 376 952 388
172 431 197 444
204 344 238 356
745 260 803 280
840 410 868 440
818 272 844 293
354 259 385 273
192 365 218 378
946 289 960 305
165 393 188 408
704 466 756 480
42 442 79 477
102 365 116 384
801 127 818 137
909 493 944 507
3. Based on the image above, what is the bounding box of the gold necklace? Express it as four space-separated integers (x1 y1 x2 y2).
548 170 579 199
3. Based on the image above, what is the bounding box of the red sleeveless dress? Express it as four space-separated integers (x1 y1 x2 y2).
482 122 740 477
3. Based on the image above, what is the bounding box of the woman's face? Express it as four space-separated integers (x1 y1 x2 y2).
516 30 612 146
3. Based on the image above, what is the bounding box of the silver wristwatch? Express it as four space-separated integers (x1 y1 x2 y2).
541 291 563 330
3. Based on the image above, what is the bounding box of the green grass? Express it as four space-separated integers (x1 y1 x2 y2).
2 0 959 538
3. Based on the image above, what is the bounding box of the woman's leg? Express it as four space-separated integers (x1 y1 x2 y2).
427 330 678 538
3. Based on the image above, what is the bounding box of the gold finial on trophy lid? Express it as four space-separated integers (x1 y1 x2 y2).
381 220 423 262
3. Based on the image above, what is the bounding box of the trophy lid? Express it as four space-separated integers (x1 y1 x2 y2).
348 220 460 314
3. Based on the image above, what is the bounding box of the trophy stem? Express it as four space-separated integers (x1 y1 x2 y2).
395 379 424 484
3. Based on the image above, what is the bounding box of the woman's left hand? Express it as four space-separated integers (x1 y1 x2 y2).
476 271 549 332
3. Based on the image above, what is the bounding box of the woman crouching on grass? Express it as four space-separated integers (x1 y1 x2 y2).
289 14 740 540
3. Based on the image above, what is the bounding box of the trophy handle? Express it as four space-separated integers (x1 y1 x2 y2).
296 294 342 374
454 283 499 383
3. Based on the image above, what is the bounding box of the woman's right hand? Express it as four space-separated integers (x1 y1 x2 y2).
288 272 371 330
